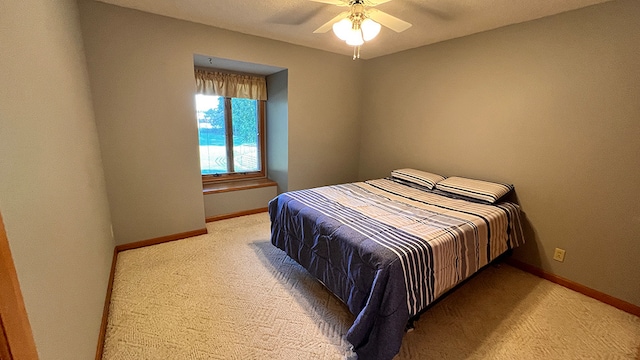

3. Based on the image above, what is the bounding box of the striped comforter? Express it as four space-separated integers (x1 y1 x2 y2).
269 178 524 360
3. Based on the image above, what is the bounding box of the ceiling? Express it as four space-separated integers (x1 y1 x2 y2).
96 0 612 60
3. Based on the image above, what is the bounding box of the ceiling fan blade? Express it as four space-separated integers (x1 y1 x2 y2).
313 11 350 33
309 0 349 6
367 8 412 33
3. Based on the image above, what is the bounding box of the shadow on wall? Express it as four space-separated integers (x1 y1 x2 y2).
506 190 542 268
267 169 288 194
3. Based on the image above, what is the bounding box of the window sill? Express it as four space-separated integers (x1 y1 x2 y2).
203 178 277 195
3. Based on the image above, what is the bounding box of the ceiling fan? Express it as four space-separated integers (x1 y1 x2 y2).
311 0 412 59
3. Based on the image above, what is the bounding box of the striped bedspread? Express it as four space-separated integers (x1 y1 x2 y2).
269 178 524 360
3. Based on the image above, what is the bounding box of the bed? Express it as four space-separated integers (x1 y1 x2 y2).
268 169 525 360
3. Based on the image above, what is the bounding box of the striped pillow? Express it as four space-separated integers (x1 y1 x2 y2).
391 168 445 190
435 176 513 204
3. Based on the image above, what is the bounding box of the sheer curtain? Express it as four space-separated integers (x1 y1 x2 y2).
195 69 267 101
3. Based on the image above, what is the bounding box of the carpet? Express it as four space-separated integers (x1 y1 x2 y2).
102 213 640 359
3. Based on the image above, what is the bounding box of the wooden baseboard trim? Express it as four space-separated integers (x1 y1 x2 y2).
506 258 640 317
206 207 268 223
115 228 208 253
95 247 118 360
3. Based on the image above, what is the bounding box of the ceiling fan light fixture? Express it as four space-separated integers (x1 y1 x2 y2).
312 0 412 59
361 18 381 41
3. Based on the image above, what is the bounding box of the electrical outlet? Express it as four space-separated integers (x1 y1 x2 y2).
553 248 566 262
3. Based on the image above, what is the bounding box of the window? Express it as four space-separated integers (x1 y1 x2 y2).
195 94 266 183
194 68 268 185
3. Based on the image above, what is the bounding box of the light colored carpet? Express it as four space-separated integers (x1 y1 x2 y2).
102 213 640 359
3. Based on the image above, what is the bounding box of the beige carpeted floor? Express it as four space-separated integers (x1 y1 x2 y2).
102 213 640 359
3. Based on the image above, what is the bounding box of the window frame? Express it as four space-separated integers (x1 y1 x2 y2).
199 97 266 185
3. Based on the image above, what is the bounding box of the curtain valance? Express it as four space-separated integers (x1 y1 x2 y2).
195 69 267 101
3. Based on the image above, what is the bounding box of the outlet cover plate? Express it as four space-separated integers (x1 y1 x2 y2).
553 248 566 262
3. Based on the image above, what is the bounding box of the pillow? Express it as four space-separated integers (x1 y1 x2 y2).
391 168 445 190
435 176 513 204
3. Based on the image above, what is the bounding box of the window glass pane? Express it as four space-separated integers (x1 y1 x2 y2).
195 94 227 174
231 98 260 172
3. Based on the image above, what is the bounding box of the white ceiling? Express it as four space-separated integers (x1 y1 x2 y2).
96 0 612 60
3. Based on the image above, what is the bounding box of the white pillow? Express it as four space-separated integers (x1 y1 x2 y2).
435 176 513 204
391 168 445 190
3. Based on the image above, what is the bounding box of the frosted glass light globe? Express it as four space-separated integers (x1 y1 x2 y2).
332 18 352 41
361 18 381 41
346 28 364 46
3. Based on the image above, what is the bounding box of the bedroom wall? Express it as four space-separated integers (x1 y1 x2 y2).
203 187 277 218
359 0 640 306
0 1 115 359
266 70 289 193
78 0 362 245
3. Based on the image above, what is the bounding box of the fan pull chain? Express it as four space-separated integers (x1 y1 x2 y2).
353 45 361 60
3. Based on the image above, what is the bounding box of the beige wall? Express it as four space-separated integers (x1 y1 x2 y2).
78 1 362 245
0 1 115 359
266 70 290 193
359 0 640 306
203 187 277 218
